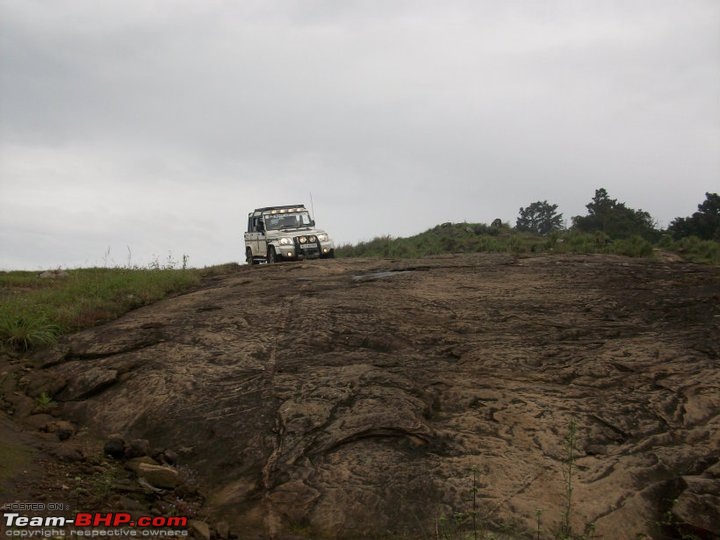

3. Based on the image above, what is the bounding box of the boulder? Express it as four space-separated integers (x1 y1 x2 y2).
160 449 178 466
104 435 125 459
47 420 76 441
137 462 180 489
125 438 150 458
124 456 159 473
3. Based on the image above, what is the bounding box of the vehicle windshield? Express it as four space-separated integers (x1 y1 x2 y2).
264 211 313 231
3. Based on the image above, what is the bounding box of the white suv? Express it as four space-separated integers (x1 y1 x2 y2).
244 205 335 264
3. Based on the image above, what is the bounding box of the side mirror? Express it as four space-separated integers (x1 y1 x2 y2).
257 222 265 233
310 220 315 227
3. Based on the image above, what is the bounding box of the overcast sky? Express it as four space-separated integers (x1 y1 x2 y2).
1 0 718 269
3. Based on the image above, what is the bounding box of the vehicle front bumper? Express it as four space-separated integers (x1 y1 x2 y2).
275 239 334 260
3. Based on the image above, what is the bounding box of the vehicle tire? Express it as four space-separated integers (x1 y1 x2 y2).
267 246 277 264
246 248 255 265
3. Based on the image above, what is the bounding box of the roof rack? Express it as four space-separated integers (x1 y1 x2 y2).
253 204 306 213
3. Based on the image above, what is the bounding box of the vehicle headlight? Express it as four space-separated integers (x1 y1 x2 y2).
317 233 328 242
298 236 307 244
279 237 292 245
308 235 317 242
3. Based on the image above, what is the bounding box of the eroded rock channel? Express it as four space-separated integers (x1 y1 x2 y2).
31 254 720 538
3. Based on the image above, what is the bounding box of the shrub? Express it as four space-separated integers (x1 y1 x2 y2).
336 221 719 265
610 236 653 257
671 236 720 264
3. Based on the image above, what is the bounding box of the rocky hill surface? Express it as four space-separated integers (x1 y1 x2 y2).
12 254 720 539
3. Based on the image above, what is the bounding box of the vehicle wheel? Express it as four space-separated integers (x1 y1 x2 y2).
246 248 256 265
267 246 277 264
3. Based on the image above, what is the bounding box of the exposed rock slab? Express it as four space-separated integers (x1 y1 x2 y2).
37 254 720 539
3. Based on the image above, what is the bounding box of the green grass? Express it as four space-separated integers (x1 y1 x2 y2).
335 224 661 260
0 314 60 351
0 264 238 352
658 235 720 264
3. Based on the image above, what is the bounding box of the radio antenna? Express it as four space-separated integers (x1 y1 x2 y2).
309 192 316 221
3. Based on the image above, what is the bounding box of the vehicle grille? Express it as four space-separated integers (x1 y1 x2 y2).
294 237 321 258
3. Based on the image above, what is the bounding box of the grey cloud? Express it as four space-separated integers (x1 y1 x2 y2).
1 0 718 268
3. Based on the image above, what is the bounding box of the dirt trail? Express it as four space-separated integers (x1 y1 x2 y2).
8 254 720 539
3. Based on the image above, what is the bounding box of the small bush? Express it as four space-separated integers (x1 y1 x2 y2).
670 236 720 264
610 236 653 257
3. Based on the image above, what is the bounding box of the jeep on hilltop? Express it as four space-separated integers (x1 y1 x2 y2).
244 204 335 264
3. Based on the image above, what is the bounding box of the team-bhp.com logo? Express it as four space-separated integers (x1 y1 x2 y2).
3 512 188 537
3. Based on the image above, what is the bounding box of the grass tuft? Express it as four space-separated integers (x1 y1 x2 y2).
0 314 60 351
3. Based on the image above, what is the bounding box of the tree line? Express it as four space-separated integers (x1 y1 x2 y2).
336 189 719 263
516 189 720 242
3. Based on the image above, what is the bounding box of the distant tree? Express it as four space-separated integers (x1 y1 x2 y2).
668 192 720 240
572 188 658 240
516 201 563 235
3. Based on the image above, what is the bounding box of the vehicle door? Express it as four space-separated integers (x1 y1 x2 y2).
256 216 267 257
245 214 266 257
